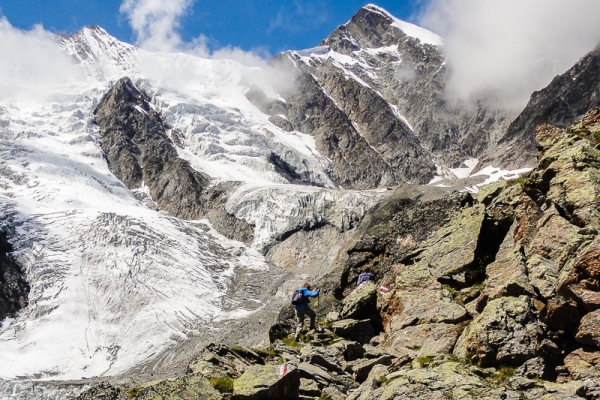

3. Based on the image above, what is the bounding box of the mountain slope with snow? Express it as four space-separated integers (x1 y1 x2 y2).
0 21 386 382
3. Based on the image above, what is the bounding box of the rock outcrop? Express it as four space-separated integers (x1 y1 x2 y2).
94 77 210 220
498 44 600 169
94 77 255 243
0 230 29 321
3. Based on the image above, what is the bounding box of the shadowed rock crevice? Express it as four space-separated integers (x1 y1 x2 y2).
268 152 322 187
444 214 513 288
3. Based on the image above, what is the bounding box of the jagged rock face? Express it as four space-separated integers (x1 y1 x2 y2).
321 5 517 169
247 4 521 188
0 230 29 321
454 296 542 367
94 77 210 220
498 45 600 169
247 70 403 189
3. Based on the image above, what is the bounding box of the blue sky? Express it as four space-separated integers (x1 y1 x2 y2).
0 0 425 55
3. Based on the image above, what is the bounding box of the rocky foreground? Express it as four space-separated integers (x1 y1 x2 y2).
72 109 600 399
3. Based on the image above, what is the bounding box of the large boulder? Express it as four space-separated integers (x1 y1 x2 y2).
297 362 332 384
381 263 468 330
328 340 366 361
300 345 345 374
409 204 486 279
232 364 300 400
539 297 581 332
344 355 392 382
575 309 600 347
339 282 378 320
332 319 376 344
558 237 600 312
454 296 541 367
385 322 466 358
564 348 600 381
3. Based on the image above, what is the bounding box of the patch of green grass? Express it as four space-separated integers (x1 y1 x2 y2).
229 345 248 354
377 374 389 385
593 130 600 144
127 387 141 398
416 356 433 368
319 395 333 400
488 365 516 383
506 171 532 188
302 333 314 343
251 347 278 359
281 337 302 348
209 377 234 394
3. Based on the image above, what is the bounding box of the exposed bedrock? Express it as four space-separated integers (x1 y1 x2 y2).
94 77 255 243
497 44 600 169
248 4 526 183
94 77 210 220
0 230 29 321
263 109 600 399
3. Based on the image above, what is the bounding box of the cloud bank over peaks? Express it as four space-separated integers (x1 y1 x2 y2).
420 0 600 110
119 0 270 67
119 0 193 52
0 18 83 102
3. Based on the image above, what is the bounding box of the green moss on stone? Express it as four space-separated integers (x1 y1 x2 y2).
209 376 234 393
281 337 301 348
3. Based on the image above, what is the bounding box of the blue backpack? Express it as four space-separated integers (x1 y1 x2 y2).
291 289 307 305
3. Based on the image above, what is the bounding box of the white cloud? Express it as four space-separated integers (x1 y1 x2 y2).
119 0 193 52
0 18 83 102
420 0 600 110
119 0 270 67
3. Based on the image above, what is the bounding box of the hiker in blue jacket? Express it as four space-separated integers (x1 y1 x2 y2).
357 266 375 286
294 283 320 341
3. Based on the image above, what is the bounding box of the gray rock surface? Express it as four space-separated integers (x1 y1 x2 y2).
454 296 541 367
0 230 29 321
94 77 210 220
331 319 376 344
498 44 600 169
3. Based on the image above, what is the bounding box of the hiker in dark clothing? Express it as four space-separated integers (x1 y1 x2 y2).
357 265 375 286
293 283 320 341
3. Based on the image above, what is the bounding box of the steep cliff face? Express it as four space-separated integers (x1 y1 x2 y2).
497 44 600 169
247 4 522 189
94 77 210 220
0 230 28 322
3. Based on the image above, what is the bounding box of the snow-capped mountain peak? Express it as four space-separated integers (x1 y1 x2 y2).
362 4 444 46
